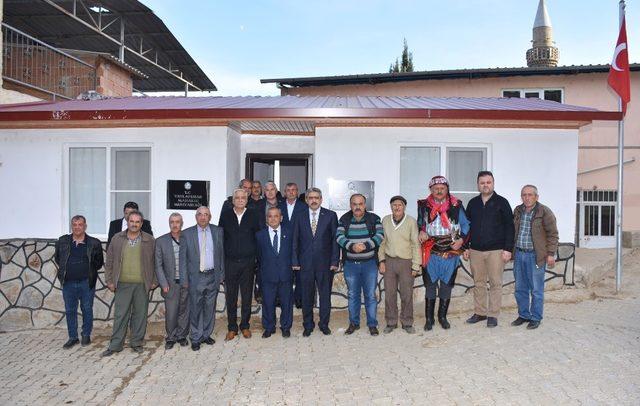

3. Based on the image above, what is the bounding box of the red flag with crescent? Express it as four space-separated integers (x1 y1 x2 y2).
608 15 631 114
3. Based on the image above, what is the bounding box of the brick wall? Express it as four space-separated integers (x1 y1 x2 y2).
95 59 133 97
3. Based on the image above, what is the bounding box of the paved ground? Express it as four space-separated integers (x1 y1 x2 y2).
2 265 639 405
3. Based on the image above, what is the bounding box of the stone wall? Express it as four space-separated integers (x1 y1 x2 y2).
0 239 575 332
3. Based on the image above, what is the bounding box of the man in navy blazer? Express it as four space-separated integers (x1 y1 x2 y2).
278 182 308 308
292 187 340 336
256 206 294 338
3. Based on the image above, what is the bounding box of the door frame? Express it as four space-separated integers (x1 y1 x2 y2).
577 189 617 248
245 153 313 191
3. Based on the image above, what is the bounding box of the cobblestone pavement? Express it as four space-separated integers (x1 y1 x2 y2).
1 281 639 406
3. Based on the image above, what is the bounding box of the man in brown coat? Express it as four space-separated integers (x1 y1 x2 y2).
511 185 558 330
102 210 157 356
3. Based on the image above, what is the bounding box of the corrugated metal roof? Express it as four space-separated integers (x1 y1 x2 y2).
261 64 640 87
3 0 215 92
0 96 621 124
0 95 605 112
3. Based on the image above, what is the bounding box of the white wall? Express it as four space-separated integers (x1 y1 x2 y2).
314 126 579 242
226 127 242 196
0 126 229 240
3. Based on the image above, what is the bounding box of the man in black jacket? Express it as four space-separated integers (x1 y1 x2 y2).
54 215 104 348
107 201 153 245
219 188 261 340
463 171 515 328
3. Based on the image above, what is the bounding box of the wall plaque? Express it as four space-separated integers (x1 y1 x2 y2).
167 180 210 210
327 179 375 211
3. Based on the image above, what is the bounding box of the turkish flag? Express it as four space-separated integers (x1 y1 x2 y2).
608 16 631 114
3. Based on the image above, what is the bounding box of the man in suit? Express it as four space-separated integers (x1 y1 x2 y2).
292 187 339 336
256 207 294 338
219 189 260 341
108 201 153 245
279 182 308 308
179 206 224 351
154 213 189 350
251 181 263 203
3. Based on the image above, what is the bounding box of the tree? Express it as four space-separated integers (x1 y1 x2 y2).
389 38 414 73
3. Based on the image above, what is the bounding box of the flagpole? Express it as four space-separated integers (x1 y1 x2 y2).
614 0 626 294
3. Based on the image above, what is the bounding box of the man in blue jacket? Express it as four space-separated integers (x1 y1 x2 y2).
279 182 308 308
256 207 294 338
292 187 339 336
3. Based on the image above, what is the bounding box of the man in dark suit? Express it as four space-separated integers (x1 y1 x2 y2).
292 188 339 336
220 179 256 217
278 182 308 308
219 188 260 341
108 201 152 245
256 181 284 229
179 206 224 351
256 207 294 338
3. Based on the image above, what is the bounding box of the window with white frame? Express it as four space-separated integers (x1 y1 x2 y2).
400 146 488 217
67 146 151 235
502 88 563 103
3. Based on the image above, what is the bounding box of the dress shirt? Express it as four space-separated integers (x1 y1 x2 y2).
309 208 319 224
286 200 296 221
121 217 128 231
268 226 282 253
197 225 215 270
234 207 247 225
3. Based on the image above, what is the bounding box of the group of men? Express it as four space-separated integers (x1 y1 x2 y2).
53 171 558 355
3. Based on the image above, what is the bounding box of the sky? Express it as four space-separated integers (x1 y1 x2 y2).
144 0 640 96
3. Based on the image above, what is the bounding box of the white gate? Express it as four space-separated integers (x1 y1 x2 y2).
577 190 617 248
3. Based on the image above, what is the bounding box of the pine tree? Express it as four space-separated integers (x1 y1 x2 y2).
389 38 414 73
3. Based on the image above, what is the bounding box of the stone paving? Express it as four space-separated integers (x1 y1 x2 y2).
1 277 639 405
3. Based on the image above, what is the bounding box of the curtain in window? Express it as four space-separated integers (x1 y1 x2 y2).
111 149 151 220
69 148 106 234
400 147 441 220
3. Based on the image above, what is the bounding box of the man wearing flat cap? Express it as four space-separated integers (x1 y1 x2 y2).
417 176 470 331
378 195 421 334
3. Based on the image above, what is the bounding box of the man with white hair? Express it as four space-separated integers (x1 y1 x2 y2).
511 185 558 330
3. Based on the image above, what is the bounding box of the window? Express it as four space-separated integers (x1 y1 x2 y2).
447 148 487 205
67 146 151 236
501 88 564 103
399 146 488 216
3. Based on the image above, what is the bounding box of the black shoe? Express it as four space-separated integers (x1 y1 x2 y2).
295 300 302 309
369 326 379 336
101 349 116 357
81 336 91 346
424 299 436 331
487 317 498 328
63 338 79 349
527 320 540 330
191 342 200 351
437 299 451 330
511 317 530 326
466 314 488 324
282 330 291 338
320 327 331 335
303 329 313 337
165 341 175 350
178 338 189 347
262 331 272 338
203 337 215 345
344 323 360 335
131 346 144 354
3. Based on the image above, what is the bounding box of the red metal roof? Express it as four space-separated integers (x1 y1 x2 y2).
0 95 621 123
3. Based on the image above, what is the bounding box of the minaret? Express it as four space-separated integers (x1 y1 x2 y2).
526 0 559 67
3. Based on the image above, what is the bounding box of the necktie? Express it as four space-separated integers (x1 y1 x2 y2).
199 227 206 272
311 211 318 236
272 229 279 253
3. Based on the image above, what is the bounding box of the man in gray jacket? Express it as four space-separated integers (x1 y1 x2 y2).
155 213 190 350
180 206 225 351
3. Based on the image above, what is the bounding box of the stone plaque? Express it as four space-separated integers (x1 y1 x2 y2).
166 180 210 210
327 179 375 211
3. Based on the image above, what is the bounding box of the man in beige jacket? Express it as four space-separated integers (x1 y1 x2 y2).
102 210 157 357
378 195 421 334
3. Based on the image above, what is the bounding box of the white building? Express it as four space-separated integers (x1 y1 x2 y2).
0 95 620 243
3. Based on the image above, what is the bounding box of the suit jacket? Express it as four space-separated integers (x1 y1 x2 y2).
292 207 340 272
108 218 153 245
256 225 293 283
154 232 181 289
256 197 284 230
218 207 260 260
179 224 225 287
278 199 308 228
